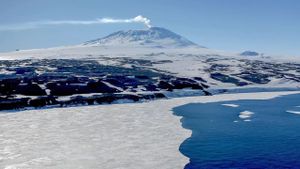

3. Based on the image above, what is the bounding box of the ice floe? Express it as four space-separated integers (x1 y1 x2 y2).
286 110 300 115
222 104 239 107
239 111 254 119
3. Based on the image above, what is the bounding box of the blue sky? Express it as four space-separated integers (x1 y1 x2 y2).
0 0 299 56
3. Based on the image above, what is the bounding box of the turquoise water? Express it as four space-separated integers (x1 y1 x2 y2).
173 94 300 169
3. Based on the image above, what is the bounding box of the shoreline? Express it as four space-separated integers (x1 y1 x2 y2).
1 87 300 113
1 91 300 169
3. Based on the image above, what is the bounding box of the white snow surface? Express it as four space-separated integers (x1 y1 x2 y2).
1 91 300 169
0 43 299 88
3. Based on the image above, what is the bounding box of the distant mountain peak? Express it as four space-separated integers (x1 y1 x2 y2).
83 27 201 48
240 50 259 56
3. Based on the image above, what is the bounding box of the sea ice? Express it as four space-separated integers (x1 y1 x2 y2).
286 110 300 115
222 104 239 107
239 111 254 119
0 91 299 169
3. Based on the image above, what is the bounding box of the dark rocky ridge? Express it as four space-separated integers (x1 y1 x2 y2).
0 59 210 111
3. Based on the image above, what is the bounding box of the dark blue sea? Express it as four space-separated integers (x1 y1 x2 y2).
173 94 300 169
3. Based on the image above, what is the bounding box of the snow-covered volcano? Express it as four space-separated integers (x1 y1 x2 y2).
0 26 299 89
83 27 200 48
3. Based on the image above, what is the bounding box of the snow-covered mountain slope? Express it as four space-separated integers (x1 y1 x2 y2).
0 27 299 89
83 27 200 48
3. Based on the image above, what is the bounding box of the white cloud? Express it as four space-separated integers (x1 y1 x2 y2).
0 15 152 31
132 15 151 28
97 15 151 28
